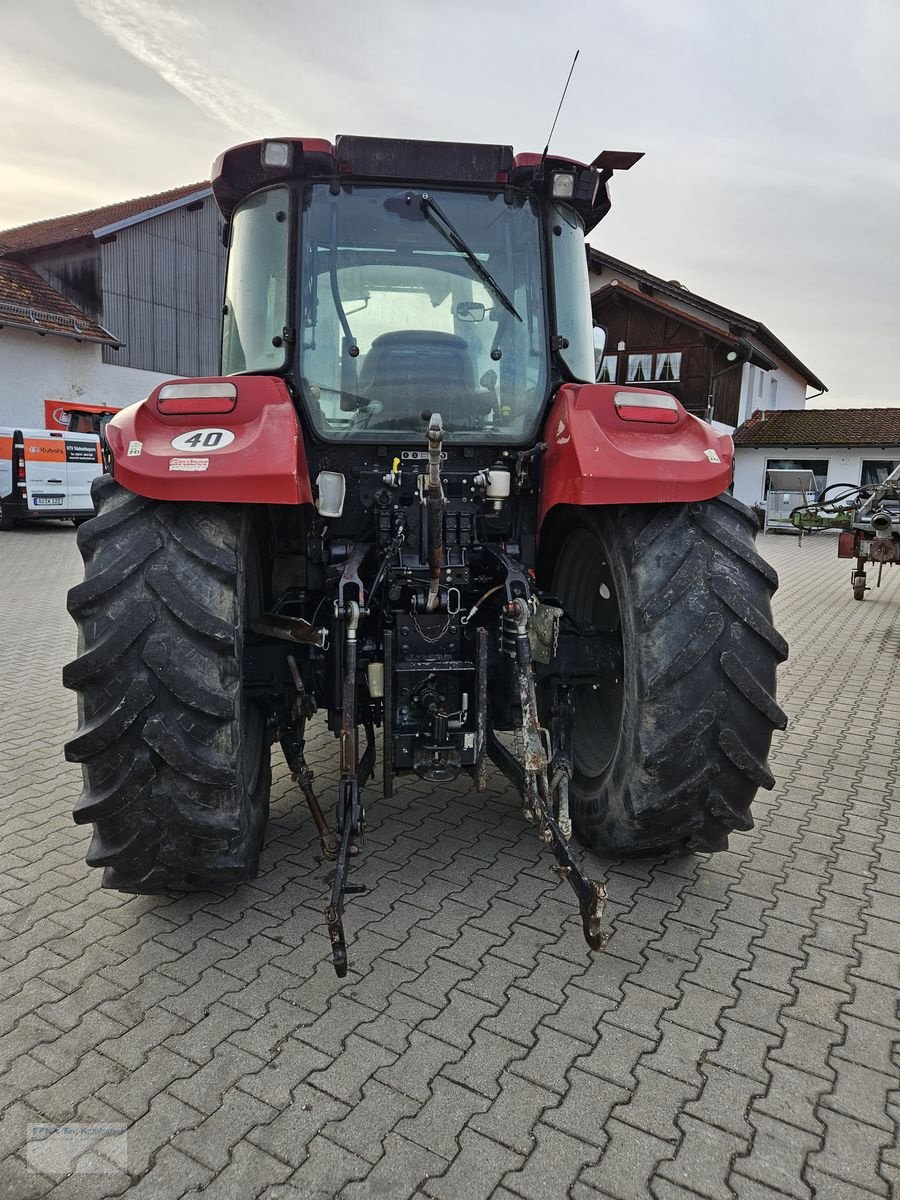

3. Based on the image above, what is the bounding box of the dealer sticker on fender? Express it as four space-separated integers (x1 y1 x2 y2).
169 457 209 472
170 429 235 452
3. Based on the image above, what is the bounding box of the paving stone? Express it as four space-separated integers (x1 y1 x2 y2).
543 979 617 1041
27 1051 126 1122
419 985 497 1050
0 1152 55 1198
236 1038 331 1107
442 1026 527 1098
664 982 734 1034
543 1067 630 1145
575 1023 657 1090
641 1020 716 1087
422 1127 524 1200
341 1132 447 1200
605 982 678 1040
115 1090 206 1175
832 1014 900 1075
732 1113 821 1199
808 1107 894 1197
770 1015 840 1080
182 1139 292 1198
226 998 313 1059
375 1031 463 1103
469 1070 557 1155
685 1062 765 1140
29 1008 127 1076
119 1146 214 1200
95 1046 196 1121
655 1114 748 1198
842 977 900 1029
802 1168 890 1200
479 985 557 1048
396 1075 491 1160
612 1065 702 1144
509 1024 596 1095
169 1042 265 1115
820 1060 897 1132
579 1119 675 1199
249 1082 350 1168
501 1122 598 1200
755 1059 827 1135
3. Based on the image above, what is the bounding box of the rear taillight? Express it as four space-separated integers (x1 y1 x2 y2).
157 382 237 415
614 391 679 424
16 461 25 481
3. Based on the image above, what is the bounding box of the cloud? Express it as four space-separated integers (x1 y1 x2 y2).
72 0 291 134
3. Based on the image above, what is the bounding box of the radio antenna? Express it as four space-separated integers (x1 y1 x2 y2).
538 50 580 175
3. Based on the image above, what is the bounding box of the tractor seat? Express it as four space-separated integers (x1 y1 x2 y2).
359 331 483 425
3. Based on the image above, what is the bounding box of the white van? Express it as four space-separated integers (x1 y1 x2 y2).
0 427 103 530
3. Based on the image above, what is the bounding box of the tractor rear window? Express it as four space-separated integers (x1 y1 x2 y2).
297 184 548 442
222 187 291 376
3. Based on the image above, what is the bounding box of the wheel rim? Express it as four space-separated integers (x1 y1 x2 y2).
556 528 626 779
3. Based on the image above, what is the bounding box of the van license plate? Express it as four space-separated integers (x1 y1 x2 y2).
33 496 65 506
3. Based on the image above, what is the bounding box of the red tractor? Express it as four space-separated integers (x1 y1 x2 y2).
64 136 786 975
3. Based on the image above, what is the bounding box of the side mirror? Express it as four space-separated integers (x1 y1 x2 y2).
456 301 486 322
593 325 608 380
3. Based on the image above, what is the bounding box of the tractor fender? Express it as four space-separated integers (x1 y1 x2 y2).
106 376 313 506
538 383 733 530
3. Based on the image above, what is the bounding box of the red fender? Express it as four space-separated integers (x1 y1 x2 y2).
538 383 733 531
106 376 313 506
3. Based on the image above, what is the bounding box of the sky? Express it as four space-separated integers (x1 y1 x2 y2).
2 0 898 407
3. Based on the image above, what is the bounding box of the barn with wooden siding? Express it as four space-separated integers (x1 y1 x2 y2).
0 184 225 429
589 250 826 430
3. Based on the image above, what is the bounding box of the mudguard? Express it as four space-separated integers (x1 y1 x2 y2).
538 383 733 530
106 376 313 506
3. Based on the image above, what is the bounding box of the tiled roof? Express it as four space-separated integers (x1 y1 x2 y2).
0 260 119 345
590 249 827 392
734 408 900 447
0 182 207 254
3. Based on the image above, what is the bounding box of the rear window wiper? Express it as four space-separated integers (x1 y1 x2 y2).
420 194 522 322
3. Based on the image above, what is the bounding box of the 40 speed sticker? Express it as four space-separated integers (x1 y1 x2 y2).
170 428 235 452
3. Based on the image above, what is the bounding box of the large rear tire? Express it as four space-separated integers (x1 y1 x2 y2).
548 494 787 856
63 475 271 891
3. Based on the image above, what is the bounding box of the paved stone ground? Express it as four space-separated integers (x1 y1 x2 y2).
0 522 898 1200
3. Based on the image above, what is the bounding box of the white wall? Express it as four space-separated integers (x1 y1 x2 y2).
733 445 900 509
737 359 809 427
0 326 169 428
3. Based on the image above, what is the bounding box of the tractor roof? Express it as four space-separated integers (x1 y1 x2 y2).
211 136 642 233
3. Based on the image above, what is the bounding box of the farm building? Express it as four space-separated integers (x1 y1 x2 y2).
0 184 225 429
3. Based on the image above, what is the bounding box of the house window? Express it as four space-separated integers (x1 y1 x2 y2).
625 351 681 383
764 459 829 496
656 351 681 381
769 378 777 409
627 353 653 383
861 460 899 487
597 355 617 383
758 369 764 398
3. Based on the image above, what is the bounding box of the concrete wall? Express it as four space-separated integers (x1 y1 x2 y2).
0 326 168 428
733 445 900 509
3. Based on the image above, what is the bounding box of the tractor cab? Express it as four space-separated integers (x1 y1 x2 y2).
215 136 635 444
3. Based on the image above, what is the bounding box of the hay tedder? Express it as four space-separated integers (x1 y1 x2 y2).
791 465 900 601
64 136 786 976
